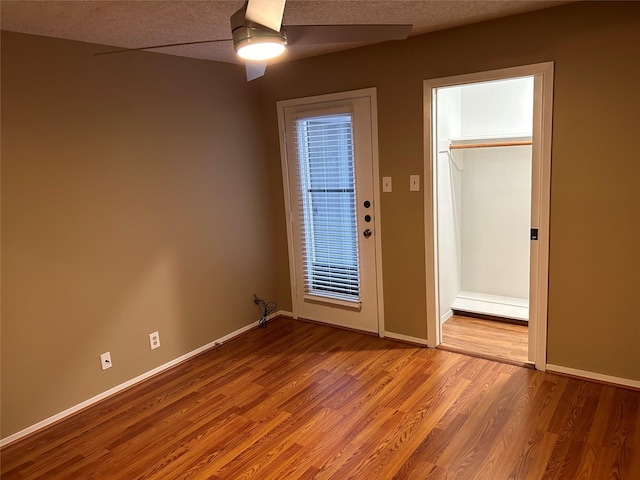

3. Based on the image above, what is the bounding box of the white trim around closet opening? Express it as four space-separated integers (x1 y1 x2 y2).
423 62 554 371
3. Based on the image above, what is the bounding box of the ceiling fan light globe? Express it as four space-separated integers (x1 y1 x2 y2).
237 40 286 61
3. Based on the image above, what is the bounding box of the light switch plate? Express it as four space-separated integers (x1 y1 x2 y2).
382 177 392 193
410 175 420 192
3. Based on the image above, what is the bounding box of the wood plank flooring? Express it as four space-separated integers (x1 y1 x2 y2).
2 317 639 479
441 315 529 364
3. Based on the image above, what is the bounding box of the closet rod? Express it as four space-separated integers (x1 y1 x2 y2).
449 140 532 150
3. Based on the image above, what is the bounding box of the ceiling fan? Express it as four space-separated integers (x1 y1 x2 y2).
96 0 412 81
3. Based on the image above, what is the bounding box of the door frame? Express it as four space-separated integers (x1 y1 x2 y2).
423 63 554 370
277 87 385 335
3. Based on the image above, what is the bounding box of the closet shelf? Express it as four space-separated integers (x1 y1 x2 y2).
450 140 532 150
449 135 532 151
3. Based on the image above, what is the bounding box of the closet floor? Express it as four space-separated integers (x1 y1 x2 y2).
440 315 529 365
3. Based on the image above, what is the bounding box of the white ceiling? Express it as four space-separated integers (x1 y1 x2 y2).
1 1 571 65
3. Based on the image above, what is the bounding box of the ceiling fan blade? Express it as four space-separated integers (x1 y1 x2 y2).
95 39 231 56
285 24 412 45
245 0 286 32
246 61 268 81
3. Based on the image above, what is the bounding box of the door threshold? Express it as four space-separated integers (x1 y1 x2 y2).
437 344 534 369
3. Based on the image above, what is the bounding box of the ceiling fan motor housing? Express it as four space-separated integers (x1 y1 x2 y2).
230 7 287 53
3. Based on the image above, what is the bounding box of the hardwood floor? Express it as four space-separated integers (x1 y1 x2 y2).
2 317 639 479
441 315 529 365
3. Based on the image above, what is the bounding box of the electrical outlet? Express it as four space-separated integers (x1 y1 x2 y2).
100 352 112 370
149 331 160 350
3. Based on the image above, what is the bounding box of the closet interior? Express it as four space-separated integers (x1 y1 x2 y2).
435 76 534 362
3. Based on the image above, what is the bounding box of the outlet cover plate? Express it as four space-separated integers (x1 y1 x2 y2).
149 331 160 350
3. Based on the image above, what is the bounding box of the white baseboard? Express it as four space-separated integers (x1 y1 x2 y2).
0 311 288 448
452 291 529 321
296 316 378 335
546 364 640 390
440 309 453 324
384 331 430 346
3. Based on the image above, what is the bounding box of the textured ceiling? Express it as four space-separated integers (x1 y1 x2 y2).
0 1 571 65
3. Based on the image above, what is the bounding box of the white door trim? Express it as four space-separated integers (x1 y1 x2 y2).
423 63 554 370
276 87 385 336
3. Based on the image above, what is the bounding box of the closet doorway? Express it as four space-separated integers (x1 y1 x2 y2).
424 64 554 370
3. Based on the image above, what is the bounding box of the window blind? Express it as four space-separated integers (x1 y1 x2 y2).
295 113 361 302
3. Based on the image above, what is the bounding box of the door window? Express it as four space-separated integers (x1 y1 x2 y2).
295 113 360 302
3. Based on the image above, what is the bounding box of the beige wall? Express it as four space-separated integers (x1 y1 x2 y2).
2 1 639 440
1 32 280 438
258 2 640 378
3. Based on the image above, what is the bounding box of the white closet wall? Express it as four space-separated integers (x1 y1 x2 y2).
459 146 531 299
460 78 534 137
436 87 462 323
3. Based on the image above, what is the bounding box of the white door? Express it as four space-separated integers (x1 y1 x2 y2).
278 89 382 334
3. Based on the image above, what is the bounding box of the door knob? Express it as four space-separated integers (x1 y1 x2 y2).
363 229 372 238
